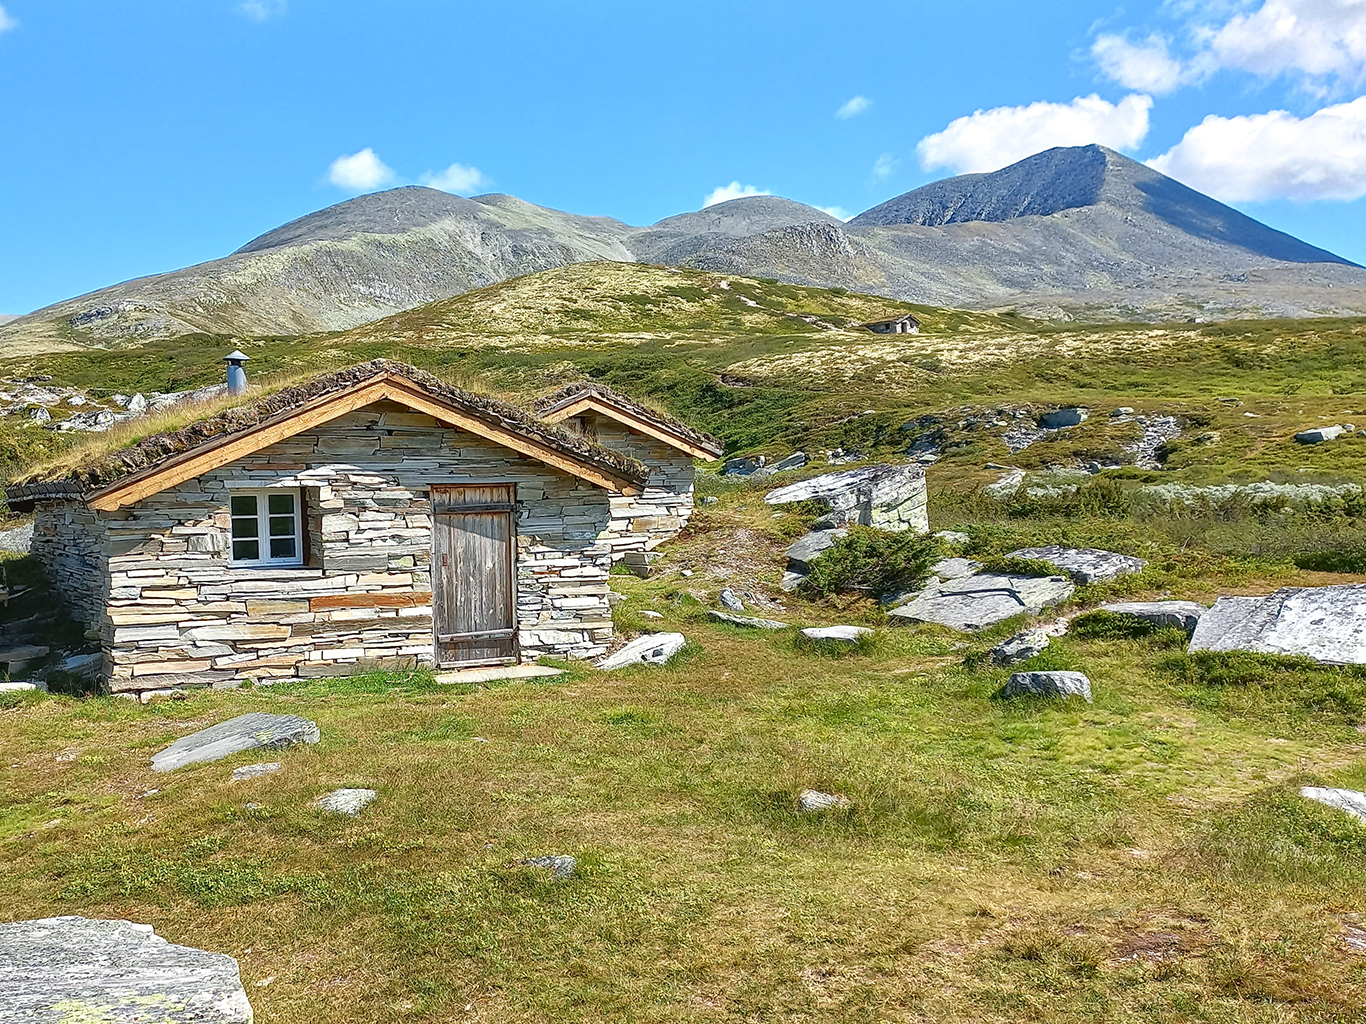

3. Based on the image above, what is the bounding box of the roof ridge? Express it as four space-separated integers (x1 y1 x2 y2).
533 380 723 457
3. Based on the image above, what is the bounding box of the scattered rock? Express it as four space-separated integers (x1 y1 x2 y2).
701 495 719 505
988 629 1051 666
619 550 662 578
597 632 686 670
707 610 787 630
1097 601 1207 635
1003 670 1093 702
0 680 41 693
0 522 32 554
1300 787 1366 823
1039 407 1088 429
785 528 848 575
888 573 1075 631
799 625 873 648
934 530 970 545
1111 407 1135 417
126 393 147 415
930 557 982 582
723 455 766 477
1188 586 1366 664
759 451 808 476
1128 414 1182 468
316 788 377 816
639 610 664 620
54 651 102 678
1295 425 1346 444
28 407 50 424
797 789 851 812
150 712 320 773
765 463 928 533
985 468 1026 496
519 854 577 879
0 916 253 1022
1007 545 1146 584
718 588 746 612
231 762 281 781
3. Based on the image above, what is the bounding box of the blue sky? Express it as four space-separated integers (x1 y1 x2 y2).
2 0 1366 314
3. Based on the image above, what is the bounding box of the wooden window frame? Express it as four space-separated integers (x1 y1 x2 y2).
229 487 304 568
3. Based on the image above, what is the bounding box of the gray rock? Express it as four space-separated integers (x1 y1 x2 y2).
231 762 281 781
0 680 41 693
0 916 252 1022
597 632 686 670
639 609 664 620
150 712 320 773
797 789 851 812
707 610 787 630
55 651 102 678
126 393 147 415
1003 670 1093 701
888 573 1075 631
718 588 746 612
723 455 766 477
1039 407 1088 428
780 571 807 592
984 468 1026 496
1295 425 1345 443
1008 545 1147 584
930 557 982 581
520 854 577 879
1300 786 1366 823
934 530 970 545
1188 585 1366 664
28 406 50 424
701 495 719 505
1098 600 1207 635
988 629 1051 665
316 787 377 815
0 522 32 554
799 625 873 648
762 451 808 474
1111 407 1135 416
785 528 847 574
765 463 928 533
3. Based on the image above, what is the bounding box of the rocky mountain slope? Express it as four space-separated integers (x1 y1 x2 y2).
4 145 1365 357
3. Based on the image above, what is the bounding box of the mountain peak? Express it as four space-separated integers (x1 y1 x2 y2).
235 186 481 254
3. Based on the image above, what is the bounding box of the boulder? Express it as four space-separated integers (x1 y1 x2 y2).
1098 600 1207 635
1300 786 1366 823
765 463 928 533
1039 407 1088 428
930 557 982 581
799 625 873 648
0 521 33 554
1003 670 1093 702
888 573 1075 631
797 789 851 812
151 712 320 773
718 588 746 612
1295 425 1345 444
231 762 280 781
1188 585 1366 664
759 452 808 475
934 530 970 545
785 529 847 574
723 455 766 477
597 632 686 670
707 610 788 630
1007 545 1146 584
316 788 377 815
984 468 1026 497
520 854 577 879
0 916 252 1022
988 629 1051 666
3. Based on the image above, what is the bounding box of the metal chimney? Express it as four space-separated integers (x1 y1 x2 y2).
224 350 250 395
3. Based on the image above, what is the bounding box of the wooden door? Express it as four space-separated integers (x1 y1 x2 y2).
431 484 517 667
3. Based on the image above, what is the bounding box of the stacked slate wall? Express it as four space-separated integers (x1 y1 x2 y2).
32 401 615 699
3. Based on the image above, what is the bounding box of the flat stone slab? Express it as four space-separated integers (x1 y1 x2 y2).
1098 600 1207 635
1003 670 1093 702
0 916 252 1022
799 625 873 647
1188 585 1366 664
1300 786 1366 823
797 789 851 812
931 557 982 581
151 712 320 773
765 463 928 532
597 632 686 670
0 680 42 693
784 529 847 574
1008 546 1146 584
434 664 565 685
1296 425 1345 443
888 573 1075 631
231 762 280 781
707 610 788 630
316 788 377 816
1039 407 1088 428
988 629 1050 666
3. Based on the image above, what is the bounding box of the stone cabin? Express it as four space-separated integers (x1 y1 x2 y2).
3 360 718 700
533 382 722 555
863 313 921 335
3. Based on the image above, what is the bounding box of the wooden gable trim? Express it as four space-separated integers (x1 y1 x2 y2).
86 375 642 511
542 396 720 461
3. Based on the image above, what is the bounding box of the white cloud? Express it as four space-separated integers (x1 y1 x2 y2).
0 5 17 34
1149 95 1366 200
817 205 853 220
836 95 872 119
871 153 899 180
917 94 1153 174
328 148 396 191
1202 0 1366 85
238 0 287 19
1092 33 1190 93
703 181 771 207
420 162 490 195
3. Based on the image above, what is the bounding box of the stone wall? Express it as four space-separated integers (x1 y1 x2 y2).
31 500 109 630
39 401 617 698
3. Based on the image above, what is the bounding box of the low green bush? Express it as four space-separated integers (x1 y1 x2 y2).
800 527 939 599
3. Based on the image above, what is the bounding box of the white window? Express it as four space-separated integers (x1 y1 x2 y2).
229 489 303 566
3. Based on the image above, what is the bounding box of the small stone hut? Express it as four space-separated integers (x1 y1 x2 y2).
863 313 921 335
533 382 722 555
3 360 713 699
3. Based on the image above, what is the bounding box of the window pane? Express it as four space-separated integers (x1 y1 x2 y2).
269 536 297 559
267 492 295 516
268 515 295 538
232 539 259 561
230 494 257 517
231 517 259 540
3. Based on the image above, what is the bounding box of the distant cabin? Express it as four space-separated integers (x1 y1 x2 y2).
534 382 722 554
863 313 921 334
4 360 716 699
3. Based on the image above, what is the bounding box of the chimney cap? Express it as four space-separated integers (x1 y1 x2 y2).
223 350 250 363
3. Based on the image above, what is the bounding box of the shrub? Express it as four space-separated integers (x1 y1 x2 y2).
800 527 938 599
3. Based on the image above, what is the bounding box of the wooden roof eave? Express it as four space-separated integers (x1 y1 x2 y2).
542 396 721 461
83 375 645 512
